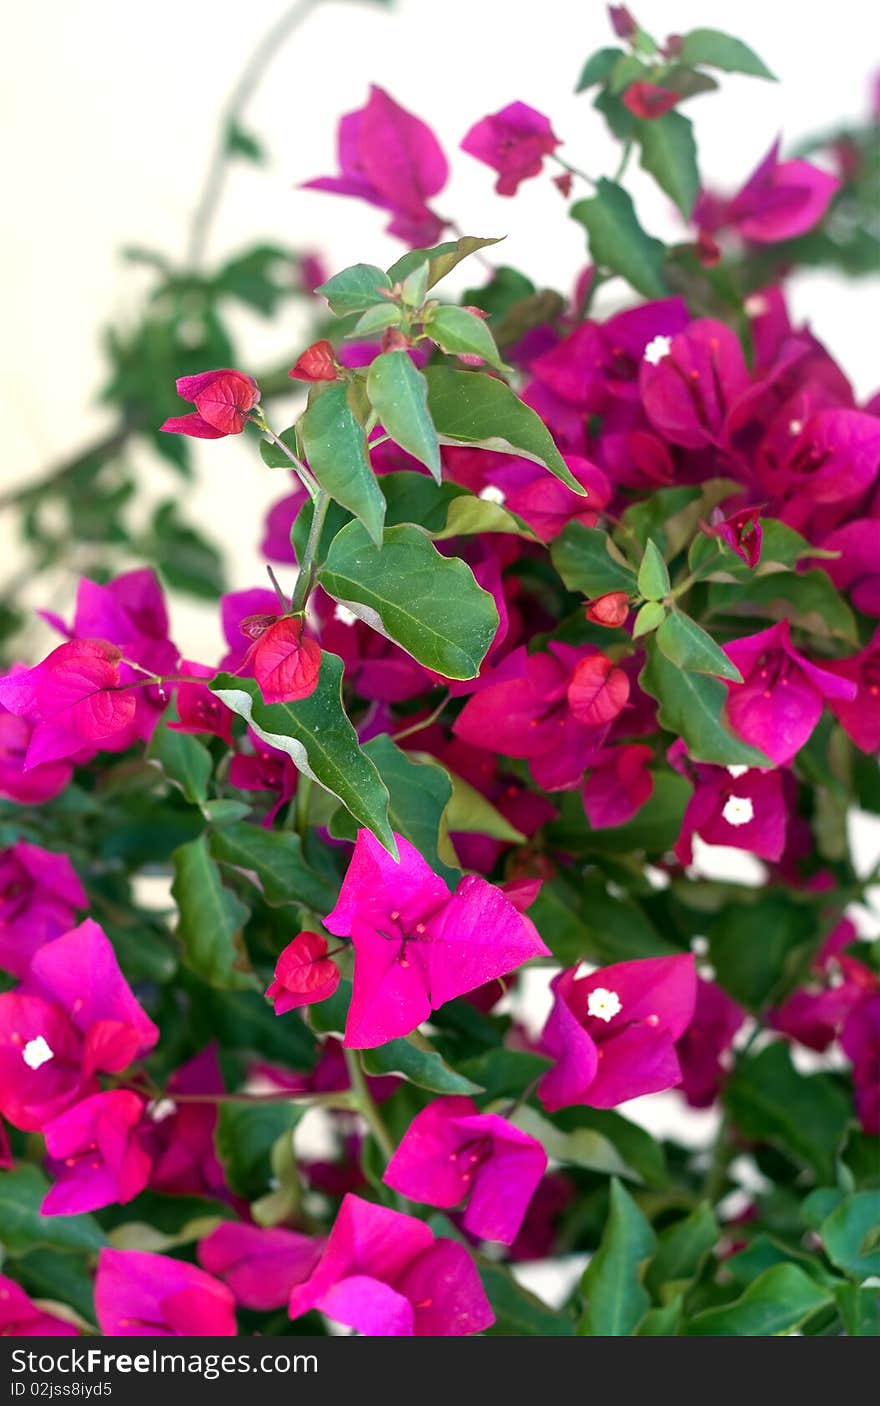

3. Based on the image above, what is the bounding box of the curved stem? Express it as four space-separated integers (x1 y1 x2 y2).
343 1046 397 1164
551 152 597 188
255 420 321 502
290 490 330 612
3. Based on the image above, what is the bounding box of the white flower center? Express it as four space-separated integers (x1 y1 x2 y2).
643 335 672 366
744 294 769 317
788 419 804 435
147 1098 177 1123
722 794 755 827
478 484 506 506
333 604 358 627
587 987 622 1022
726 764 748 779
22 1036 54 1070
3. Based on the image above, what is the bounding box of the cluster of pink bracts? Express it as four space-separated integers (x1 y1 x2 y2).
0 71 878 1338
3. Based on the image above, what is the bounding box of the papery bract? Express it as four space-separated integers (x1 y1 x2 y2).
240 615 322 705
461 101 560 196
0 640 137 770
704 505 764 568
640 319 750 450
198 1223 324 1310
676 978 745 1108
582 744 654 828
0 841 87 978
709 140 841 244
95 1248 237 1336
623 82 681 119
289 340 338 382
0 1275 79 1336
42 1089 150 1215
266 931 341 1013
161 369 260 439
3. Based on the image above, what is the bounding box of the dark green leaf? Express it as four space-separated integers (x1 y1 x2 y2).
637 111 700 218
209 823 337 912
147 722 212 805
686 1266 831 1336
216 1102 301 1200
709 893 818 1010
645 1203 719 1298
551 522 637 595
707 569 857 643
0 1166 106 1255
579 1179 656 1335
316 263 392 315
480 1261 575 1336
723 1042 851 1180
821 1192 880 1280
366 352 440 480
300 382 386 545
678 28 776 79
640 644 770 766
571 180 669 298
361 1036 483 1094
656 610 742 681
171 835 254 989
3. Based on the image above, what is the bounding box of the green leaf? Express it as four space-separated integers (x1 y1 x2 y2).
571 180 669 299
678 28 776 79
440 765 526 844
387 236 502 289
209 823 337 911
723 1042 851 1180
366 351 440 480
480 1261 575 1336
575 46 623 90
637 539 671 600
708 893 818 1011
458 1049 552 1103
351 303 403 336
638 1297 682 1335
822 1192 880 1280
640 645 770 766
513 1108 633 1180
361 1035 483 1094
425 367 584 494
210 658 395 855
192 984 317 1068
216 1102 301 1201
579 1179 656 1335
637 111 700 218
330 734 456 880
171 835 254 990
707 569 857 643
549 771 691 856
0 1166 107 1255
319 521 498 678
551 522 637 595
633 601 666 637
146 722 212 805
215 245 295 316
225 120 265 164
259 426 301 470
656 610 742 681
426 305 507 370
14 1248 97 1327
544 1107 668 1187
316 263 392 315
400 261 429 308
686 1266 831 1336
300 382 386 545
645 1203 719 1298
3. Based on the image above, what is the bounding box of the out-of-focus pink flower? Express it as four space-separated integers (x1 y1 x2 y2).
144 1046 228 1201
0 1275 79 1336
841 994 880 1134
304 86 448 246
266 932 341 1013
698 140 840 245
676 978 745 1108
198 1223 324 1310
42 1090 150 1215
288 1193 494 1336
824 631 880 754
169 660 234 745
384 1096 546 1244
817 519 880 619
623 82 681 119
0 841 87 978
582 744 654 828
0 694 74 804
539 954 697 1109
0 641 137 770
640 320 750 450
771 919 878 1052
461 101 560 196
95 1248 237 1336
161 369 260 439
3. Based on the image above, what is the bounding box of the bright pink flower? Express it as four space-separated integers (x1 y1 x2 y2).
144 1046 228 1201
42 1090 150 1215
676 978 745 1108
198 1223 324 1310
219 588 280 671
304 86 448 246
757 408 880 505
0 1275 79 1336
723 620 856 765
484 454 611 541
0 919 158 1131
623 82 681 119
567 653 630 727
640 319 750 450
266 932 341 1013
818 520 880 618
670 751 788 864
0 694 73 804
261 483 309 565
384 1096 547 1244
841 995 880 1135
288 1193 493 1336
160 369 260 439
0 841 87 978
712 140 841 244
824 631 880 754
509 1171 575 1261
586 592 630 628
324 829 549 1048
461 101 560 196
169 660 234 745
239 615 322 706
582 744 654 828
0 640 137 770
704 504 764 568
771 919 878 1052
539 954 697 1110
289 340 338 383
95 1248 237 1336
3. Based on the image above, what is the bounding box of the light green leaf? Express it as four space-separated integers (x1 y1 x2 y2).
637 539 671 600
571 180 669 299
319 520 498 678
656 610 742 680
366 351 440 480
316 263 392 315
351 303 403 336
387 236 503 289
637 110 700 218
633 601 666 637
575 46 623 91
146 722 212 805
171 835 254 989
210 657 395 855
426 305 507 370
579 1179 656 1335
679 28 776 79
300 381 386 545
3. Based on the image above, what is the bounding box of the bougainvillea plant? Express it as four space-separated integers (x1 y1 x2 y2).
0 7 878 1340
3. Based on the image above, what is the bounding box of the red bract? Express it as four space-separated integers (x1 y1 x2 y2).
289 340 338 382
161 369 260 439
461 101 561 196
240 615 322 705
704 505 764 568
266 931 341 1013
623 82 681 119
567 653 630 727
586 591 630 627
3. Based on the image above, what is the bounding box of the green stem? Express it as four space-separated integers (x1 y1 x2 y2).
612 139 635 184
343 1046 397 1164
551 152 597 188
290 490 330 612
294 775 313 840
254 417 321 502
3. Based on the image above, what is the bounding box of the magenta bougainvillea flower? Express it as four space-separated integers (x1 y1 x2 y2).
198 1223 324 1311
160 369 260 439
723 620 857 764
0 694 74 804
143 1045 229 1201
704 504 765 568
676 978 745 1108
824 631 880 754
841 995 880 1134
266 931 341 1013
323 829 549 1047
383 1096 547 1244
95 1248 237 1336
289 339 338 383
461 101 560 195
0 841 87 978
623 82 681 119
818 519 880 618
0 1275 79 1337
288 1193 493 1336
169 659 234 745
698 140 841 245
757 408 880 505
238 614 322 705
539 954 697 1110
0 640 137 770
304 86 448 246
640 319 750 449
582 744 654 828
42 1089 150 1215
669 745 788 864
0 919 158 1131
770 919 878 1052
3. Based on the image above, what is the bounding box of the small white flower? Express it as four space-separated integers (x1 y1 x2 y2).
478 485 507 506
726 764 749 779
643 335 672 366
22 1036 54 1070
587 987 622 1022
722 794 755 827
333 604 358 627
147 1098 177 1123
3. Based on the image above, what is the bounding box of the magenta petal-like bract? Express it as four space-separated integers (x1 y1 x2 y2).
42 1089 150 1215
95 1248 237 1337
198 1223 324 1310
0 1274 79 1336
461 101 560 196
